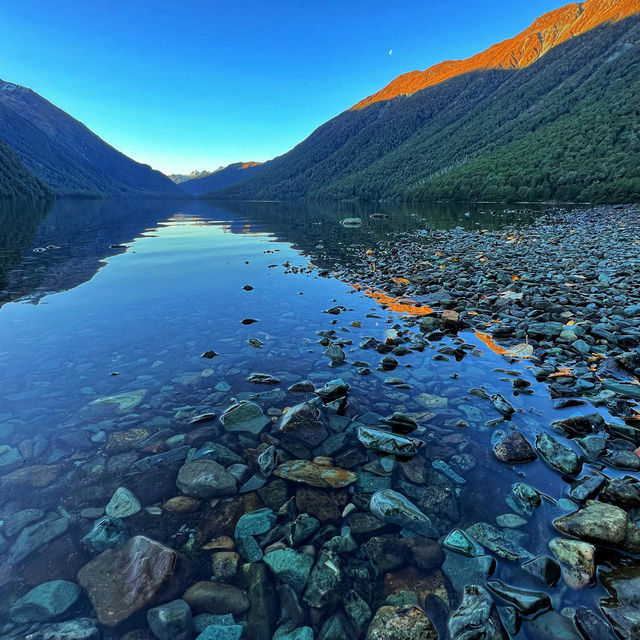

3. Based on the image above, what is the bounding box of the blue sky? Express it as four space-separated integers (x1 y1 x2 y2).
1 1 564 174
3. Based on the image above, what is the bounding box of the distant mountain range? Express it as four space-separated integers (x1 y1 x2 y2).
168 170 215 184
210 0 640 203
178 162 264 195
0 79 182 198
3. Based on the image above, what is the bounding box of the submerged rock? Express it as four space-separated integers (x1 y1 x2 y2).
176 460 237 498
366 605 437 640
600 563 640 640
105 487 141 518
274 458 357 488
220 401 270 435
10 580 81 623
147 599 192 640
82 516 128 552
466 522 532 561
90 389 147 411
77 535 177 627
370 489 438 538
357 426 421 457
264 548 314 594
183 582 249 615
8 516 69 566
279 402 328 447
30 618 99 640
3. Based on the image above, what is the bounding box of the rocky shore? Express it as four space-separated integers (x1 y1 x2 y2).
0 204 639 640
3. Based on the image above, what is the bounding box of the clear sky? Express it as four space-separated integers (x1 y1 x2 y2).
1 0 565 174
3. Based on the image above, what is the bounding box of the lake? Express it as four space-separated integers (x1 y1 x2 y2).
0 199 615 639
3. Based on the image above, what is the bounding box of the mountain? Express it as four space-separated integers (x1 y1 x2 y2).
0 139 51 199
180 161 264 195
210 0 640 203
0 79 183 198
168 170 215 184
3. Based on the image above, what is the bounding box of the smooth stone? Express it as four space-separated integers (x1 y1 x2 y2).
549 537 596 588
77 536 177 627
220 401 271 435
357 426 420 457
570 475 606 502
486 580 551 616
235 508 277 538
147 599 192 640
105 487 141 518
279 402 328 447
183 582 250 615
176 460 237 498
9 516 69 566
366 605 437 640
496 514 527 528
553 501 640 553
314 378 349 401
90 389 146 411
3 508 44 537
274 459 357 488
442 551 495 594
526 611 582 640
10 580 81 623
370 489 438 538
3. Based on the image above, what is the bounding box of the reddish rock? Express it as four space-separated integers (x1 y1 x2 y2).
275 459 356 488
77 536 177 627
296 486 349 522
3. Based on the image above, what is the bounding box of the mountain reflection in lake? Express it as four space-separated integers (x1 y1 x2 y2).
0 199 609 640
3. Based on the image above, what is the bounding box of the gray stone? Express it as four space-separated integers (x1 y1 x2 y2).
9 516 69 566
176 460 237 498
33 618 99 640
370 489 438 537
466 522 532 561
357 426 420 457
195 625 244 640
448 585 507 640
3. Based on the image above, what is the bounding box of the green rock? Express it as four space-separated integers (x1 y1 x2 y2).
443 529 484 556
536 432 581 476
466 522 532 561
220 401 271 435
264 548 313 594
278 627 314 640
10 580 81 622
196 625 244 640
235 508 276 538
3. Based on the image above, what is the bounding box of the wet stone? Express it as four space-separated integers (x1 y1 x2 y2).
10 580 81 623
195 625 244 640
105 486 141 518
274 458 357 488
264 548 314 594
549 537 596 588
536 432 581 476
521 555 561 587
220 401 271 435
370 489 438 537
466 522 532 561
183 582 250 616
366 605 437 640
486 580 551 616
303 549 342 608
9 516 70 566
82 516 128 552
443 528 484 556
279 402 328 447
147 599 192 640
357 426 421 457
176 459 237 498
3 508 44 537
77 535 177 627
493 431 537 463
29 618 99 640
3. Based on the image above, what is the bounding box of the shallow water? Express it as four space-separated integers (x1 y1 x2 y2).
0 199 619 639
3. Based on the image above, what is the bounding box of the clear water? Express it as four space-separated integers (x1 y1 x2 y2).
0 199 614 638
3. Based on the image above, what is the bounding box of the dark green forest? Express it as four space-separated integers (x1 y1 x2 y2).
0 139 51 200
211 15 640 203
